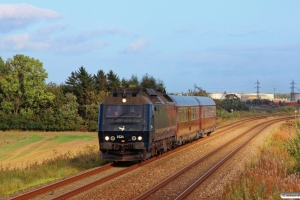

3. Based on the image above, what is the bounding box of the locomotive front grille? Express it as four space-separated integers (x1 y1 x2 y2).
101 142 145 150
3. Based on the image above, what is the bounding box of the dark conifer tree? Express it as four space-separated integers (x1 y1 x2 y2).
64 66 94 118
94 70 107 92
106 70 120 92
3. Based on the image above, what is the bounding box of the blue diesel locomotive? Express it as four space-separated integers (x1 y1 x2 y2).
98 88 216 161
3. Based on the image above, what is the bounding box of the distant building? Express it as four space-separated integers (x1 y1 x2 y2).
208 92 274 102
240 93 274 102
291 93 300 102
208 92 227 100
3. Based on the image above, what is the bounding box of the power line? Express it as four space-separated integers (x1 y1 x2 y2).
255 79 261 99
290 80 296 101
290 80 296 93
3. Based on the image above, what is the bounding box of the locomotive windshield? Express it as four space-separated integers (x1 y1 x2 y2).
105 105 143 118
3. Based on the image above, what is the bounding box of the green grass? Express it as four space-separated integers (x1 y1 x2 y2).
0 135 43 159
0 131 98 162
0 131 100 197
222 121 300 199
52 135 93 143
0 145 108 198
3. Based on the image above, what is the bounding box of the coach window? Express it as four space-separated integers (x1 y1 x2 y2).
203 108 207 118
181 108 183 122
186 108 188 121
192 107 195 120
179 108 181 122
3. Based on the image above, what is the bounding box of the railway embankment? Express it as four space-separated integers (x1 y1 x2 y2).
222 120 300 199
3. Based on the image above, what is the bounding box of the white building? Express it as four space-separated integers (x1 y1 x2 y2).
208 92 274 101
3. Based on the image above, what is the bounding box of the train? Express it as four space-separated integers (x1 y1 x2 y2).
98 88 216 161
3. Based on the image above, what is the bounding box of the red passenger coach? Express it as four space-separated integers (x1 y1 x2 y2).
169 95 216 145
194 96 216 135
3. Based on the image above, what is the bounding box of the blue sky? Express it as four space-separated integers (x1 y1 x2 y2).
0 1 299 94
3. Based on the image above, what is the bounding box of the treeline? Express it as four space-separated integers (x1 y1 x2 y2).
212 94 249 112
0 54 165 131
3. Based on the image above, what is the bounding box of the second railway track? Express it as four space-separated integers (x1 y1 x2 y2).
134 117 293 200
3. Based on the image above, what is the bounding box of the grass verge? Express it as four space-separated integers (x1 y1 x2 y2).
222 121 300 199
0 145 108 197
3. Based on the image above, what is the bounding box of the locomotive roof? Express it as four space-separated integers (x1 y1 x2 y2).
168 95 215 106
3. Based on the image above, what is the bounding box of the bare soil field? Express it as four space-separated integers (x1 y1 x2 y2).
0 131 99 169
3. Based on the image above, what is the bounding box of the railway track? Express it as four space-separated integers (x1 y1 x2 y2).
10 164 114 200
133 116 293 200
9 116 271 200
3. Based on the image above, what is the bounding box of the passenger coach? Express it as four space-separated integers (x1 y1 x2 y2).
168 95 216 145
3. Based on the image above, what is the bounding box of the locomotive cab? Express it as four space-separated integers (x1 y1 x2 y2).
98 88 153 161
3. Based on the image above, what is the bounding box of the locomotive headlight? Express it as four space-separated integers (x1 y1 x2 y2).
111 136 115 141
104 136 110 141
137 136 142 141
132 136 136 141
122 98 127 103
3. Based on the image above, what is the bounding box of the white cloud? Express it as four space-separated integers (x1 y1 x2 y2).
0 31 109 53
0 33 50 51
0 27 129 53
0 3 63 32
0 3 62 19
55 28 129 44
58 40 109 54
123 38 150 53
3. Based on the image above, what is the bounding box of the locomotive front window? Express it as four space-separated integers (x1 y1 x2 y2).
105 105 143 118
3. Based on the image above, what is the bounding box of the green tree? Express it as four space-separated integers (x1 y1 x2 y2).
140 73 156 88
128 75 139 88
42 82 65 130
46 82 65 111
64 66 95 119
121 77 130 88
140 73 166 91
221 94 249 112
106 70 120 92
156 79 166 92
187 84 208 96
57 93 83 130
0 54 54 115
94 70 107 92
213 99 222 110
42 83 88 131
0 57 4 69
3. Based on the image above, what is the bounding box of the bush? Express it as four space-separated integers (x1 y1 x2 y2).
223 122 300 199
277 106 296 113
0 112 89 132
285 122 300 171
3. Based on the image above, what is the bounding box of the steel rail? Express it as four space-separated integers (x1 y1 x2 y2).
134 117 292 200
10 116 267 200
52 117 267 199
214 116 267 134
10 163 113 200
216 115 267 130
175 118 289 200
